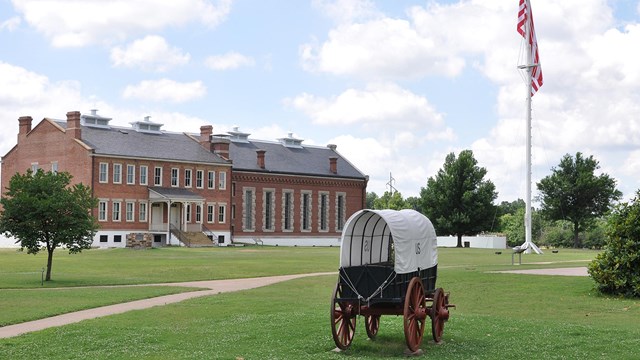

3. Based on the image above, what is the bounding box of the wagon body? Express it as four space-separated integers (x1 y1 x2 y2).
330 209 453 352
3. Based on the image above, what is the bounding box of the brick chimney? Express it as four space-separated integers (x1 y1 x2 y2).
256 149 266 169
329 156 338 174
200 125 213 150
66 111 81 139
18 116 33 143
211 135 230 160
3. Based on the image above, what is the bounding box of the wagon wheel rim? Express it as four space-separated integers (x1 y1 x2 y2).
330 282 357 350
431 287 448 343
403 277 427 352
365 315 381 339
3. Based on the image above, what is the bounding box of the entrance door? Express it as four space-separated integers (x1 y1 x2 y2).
170 204 181 230
151 203 163 230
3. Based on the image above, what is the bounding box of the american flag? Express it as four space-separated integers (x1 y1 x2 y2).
517 0 543 95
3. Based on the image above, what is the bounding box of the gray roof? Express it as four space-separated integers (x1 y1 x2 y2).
229 140 366 180
61 122 229 165
149 187 205 200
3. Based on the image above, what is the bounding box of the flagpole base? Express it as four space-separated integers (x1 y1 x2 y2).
520 241 543 254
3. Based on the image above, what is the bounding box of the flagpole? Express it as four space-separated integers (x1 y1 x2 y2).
518 0 542 254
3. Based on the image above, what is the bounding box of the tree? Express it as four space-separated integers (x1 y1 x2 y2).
588 191 640 297
366 192 378 209
497 199 526 217
0 170 99 281
373 191 409 210
499 207 544 247
537 152 622 248
420 150 498 247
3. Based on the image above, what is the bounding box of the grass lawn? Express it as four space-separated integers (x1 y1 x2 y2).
1 246 639 359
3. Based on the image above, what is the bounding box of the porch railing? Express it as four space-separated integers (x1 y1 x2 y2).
170 224 189 247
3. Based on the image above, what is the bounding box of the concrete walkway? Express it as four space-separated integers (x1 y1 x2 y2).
490 267 589 276
0 272 335 339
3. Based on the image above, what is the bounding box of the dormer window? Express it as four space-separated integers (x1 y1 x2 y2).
227 126 251 143
130 116 163 134
81 109 112 129
278 132 304 148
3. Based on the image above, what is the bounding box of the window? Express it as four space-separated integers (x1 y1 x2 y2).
31 163 39 172
154 167 162 186
126 202 135 222
114 235 122 243
283 191 294 231
51 161 58 174
126 165 135 184
263 190 275 231
218 204 226 223
301 191 312 231
196 204 202 223
219 171 227 190
139 202 147 222
207 171 215 189
99 163 108 183
171 168 179 187
319 192 329 231
99 235 108 243
186 204 191 222
98 201 107 221
112 201 121 221
243 188 254 231
113 164 122 184
184 169 192 187
336 193 346 231
196 170 204 189
207 204 215 223
140 165 148 185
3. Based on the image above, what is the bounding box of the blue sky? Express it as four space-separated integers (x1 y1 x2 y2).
1 0 640 204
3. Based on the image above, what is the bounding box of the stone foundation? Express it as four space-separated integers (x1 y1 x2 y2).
126 233 153 249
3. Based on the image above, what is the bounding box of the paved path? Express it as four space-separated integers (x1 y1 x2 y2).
0 272 335 339
490 267 589 276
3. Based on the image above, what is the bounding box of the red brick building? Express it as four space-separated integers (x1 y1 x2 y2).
1 111 368 247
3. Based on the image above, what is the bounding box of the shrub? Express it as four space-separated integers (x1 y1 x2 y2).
588 192 640 297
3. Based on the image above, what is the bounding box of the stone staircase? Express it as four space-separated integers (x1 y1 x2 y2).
182 232 216 247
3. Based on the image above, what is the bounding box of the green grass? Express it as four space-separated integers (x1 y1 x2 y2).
2 247 639 359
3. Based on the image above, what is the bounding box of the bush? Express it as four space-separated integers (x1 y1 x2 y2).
588 192 640 298
583 218 607 249
540 221 573 248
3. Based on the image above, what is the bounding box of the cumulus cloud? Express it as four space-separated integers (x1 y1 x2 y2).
122 79 206 103
0 16 21 31
204 51 255 71
110 35 190 72
285 83 445 130
11 0 232 47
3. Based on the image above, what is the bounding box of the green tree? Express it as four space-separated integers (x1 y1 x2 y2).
373 191 409 210
588 191 640 297
0 170 99 281
420 150 498 247
366 192 378 209
498 207 544 247
497 199 526 217
537 152 622 248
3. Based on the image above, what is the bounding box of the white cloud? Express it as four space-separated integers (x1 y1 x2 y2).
0 16 21 31
285 83 445 130
110 35 190 72
122 79 206 103
312 0 381 24
11 0 232 47
204 52 255 71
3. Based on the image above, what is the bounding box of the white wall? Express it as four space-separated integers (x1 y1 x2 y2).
233 236 342 247
437 235 507 249
0 234 19 248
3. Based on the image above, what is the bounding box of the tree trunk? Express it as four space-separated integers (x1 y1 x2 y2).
46 247 54 281
573 222 581 248
456 234 463 248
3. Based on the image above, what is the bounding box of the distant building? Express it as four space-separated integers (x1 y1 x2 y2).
1 111 368 247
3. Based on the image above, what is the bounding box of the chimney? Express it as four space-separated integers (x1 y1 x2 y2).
211 135 230 159
18 116 33 143
200 125 213 149
66 111 81 139
329 156 338 174
327 144 337 151
256 149 266 169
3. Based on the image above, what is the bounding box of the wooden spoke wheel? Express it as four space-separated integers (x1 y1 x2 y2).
403 277 427 352
330 282 357 350
431 288 449 343
365 315 381 339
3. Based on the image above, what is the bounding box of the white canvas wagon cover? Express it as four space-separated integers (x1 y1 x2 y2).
339 209 438 274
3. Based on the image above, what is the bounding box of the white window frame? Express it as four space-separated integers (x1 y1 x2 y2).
196 170 204 189
243 187 255 231
282 190 294 232
140 165 148 185
113 163 122 184
218 204 226 224
126 164 135 185
139 202 148 222
263 189 275 232
319 191 329 232
171 168 179 187
219 171 227 190
154 166 162 186
98 200 107 222
184 169 192 188
125 201 135 222
51 161 58 174
207 204 215 223
207 171 215 189
99 163 109 183
186 204 191 223
112 201 121 222
196 204 202 223
336 193 346 232
31 162 39 172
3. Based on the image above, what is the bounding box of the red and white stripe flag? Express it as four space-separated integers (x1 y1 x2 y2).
517 0 543 95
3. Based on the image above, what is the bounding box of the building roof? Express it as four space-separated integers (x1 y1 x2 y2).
149 187 205 201
229 139 367 180
55 121 229 165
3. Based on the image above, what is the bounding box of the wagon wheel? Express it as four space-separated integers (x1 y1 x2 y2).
365 315 381 339
403 277 427 352
431 287 450 343
330 282 357 350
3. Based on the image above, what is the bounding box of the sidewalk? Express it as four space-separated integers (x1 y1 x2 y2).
0 272 335 339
